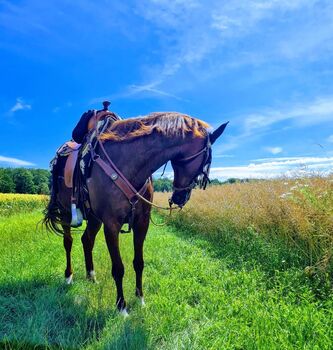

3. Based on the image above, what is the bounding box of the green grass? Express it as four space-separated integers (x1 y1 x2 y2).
0 210 332 349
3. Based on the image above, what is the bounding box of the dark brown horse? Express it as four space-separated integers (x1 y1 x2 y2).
44 112 228 315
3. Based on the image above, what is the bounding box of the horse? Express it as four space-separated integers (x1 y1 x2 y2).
43 112 228 315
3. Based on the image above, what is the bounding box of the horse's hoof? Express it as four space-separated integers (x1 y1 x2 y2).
65 274 73 285
139 297 145 307
87 270 97 283
119 308 129 318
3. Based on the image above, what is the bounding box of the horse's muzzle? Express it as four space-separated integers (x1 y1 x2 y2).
169 189 192 208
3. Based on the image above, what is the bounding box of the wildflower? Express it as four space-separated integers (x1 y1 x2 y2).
280 192 292 199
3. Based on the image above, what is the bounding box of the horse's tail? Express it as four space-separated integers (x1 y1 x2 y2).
43 171 65 235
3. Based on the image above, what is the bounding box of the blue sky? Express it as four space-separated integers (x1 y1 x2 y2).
0 0 333 179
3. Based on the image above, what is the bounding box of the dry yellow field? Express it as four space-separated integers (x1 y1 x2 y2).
0 193 48 217
154 177 333 276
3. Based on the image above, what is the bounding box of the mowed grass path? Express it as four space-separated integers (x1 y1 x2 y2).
0 211 332 349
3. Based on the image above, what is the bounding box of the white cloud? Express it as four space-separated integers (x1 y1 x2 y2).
216 96 333 153
208 156 333 180
265 147 283 155
9 98 31 113
128 84 188 101
244 96 333 133
0 155 35 166
132 0 332 92
90 82 187 103
327 135 333 143
160 156 333 180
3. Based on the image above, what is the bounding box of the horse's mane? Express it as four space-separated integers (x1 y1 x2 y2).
100 112 210 142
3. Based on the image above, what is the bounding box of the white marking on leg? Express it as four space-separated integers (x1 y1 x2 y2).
140 297 145 306
87 270 97 283
120 308 129 318
88 270 96 278
65 274 73 284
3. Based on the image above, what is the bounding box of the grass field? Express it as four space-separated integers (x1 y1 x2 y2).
155 176 333 279
0 194 333 349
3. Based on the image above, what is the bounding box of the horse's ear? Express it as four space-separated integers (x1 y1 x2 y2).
209 122 229 145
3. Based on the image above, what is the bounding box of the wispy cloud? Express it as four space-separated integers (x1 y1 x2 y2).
90 82 187 104
217 96 333 153
133 0 333 92
265 147 283 155
0 155 35 166
129 84 188 101
9 98 31 113
244 96 333 133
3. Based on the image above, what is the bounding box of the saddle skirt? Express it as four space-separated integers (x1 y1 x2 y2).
64 148 80 188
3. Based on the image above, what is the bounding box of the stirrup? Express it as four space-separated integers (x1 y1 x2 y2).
71 204 83 227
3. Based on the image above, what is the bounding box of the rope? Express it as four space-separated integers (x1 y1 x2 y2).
134 190 182 227
134 190 180 211
150 213 168 227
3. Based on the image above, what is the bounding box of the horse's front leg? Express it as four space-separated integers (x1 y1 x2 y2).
62 225 73 284
81 215 102 282
132 212 149 306
104 220 127 315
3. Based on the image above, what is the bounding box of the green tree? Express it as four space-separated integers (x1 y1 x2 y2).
32 169 50 194
209 178 223 186
37 182 50 195
12 168 36 194
153 178 173 192
0 168 15 193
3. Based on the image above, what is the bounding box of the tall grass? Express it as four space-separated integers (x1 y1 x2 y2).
0 193 48 217
154 176 333 277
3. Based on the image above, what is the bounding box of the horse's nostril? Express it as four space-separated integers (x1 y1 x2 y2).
171 190 191 207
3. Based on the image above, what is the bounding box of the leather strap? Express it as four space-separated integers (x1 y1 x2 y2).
174 146 208 163
95 140 148 202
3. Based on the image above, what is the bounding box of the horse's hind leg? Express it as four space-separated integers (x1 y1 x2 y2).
133 212 149 306
62 225 73 284
103 220 127 315
81 216 102 282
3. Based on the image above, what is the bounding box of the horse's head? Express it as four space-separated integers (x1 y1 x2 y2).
169 122 229 208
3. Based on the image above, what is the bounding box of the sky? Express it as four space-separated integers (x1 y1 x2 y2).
0 0 333 180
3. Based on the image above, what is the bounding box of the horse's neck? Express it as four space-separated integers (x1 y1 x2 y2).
103 134 186 188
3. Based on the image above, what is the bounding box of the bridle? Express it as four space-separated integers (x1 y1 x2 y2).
172 132 212 193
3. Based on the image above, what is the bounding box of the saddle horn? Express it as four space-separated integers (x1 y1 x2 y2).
103 101 111 111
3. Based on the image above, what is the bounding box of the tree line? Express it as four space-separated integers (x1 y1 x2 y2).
152 177 254 192
0 168 50 194
0 167 256 194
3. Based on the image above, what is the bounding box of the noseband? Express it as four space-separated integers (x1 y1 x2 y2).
172 134 212 192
